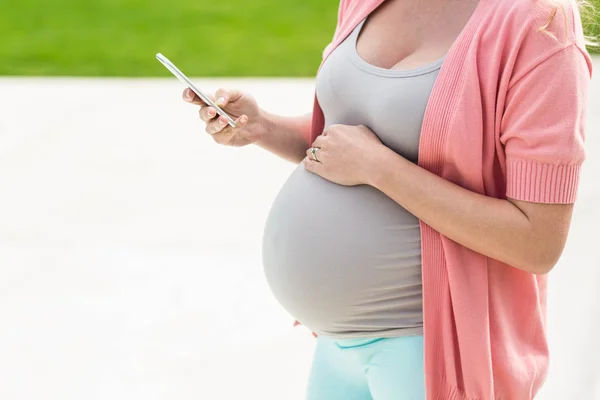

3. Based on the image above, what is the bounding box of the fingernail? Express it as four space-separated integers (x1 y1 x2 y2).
208 109 215 117
218 118 225 125
184 90 192 99
240 116 247 124
216 97 226 106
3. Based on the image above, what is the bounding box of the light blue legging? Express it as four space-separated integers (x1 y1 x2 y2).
306 335 425 400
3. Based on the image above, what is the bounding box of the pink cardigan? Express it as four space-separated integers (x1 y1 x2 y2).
308 0 593 398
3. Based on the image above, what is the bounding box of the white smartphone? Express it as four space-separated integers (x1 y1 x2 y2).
156 53 237 128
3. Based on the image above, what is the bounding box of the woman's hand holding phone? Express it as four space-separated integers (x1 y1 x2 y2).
183 88 264 147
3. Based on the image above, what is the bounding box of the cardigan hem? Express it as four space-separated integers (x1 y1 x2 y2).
428 375 483 400
431 376 511 400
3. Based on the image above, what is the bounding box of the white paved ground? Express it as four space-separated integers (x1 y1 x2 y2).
0 60 598 400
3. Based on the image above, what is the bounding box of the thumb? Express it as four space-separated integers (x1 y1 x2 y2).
215 88 244 107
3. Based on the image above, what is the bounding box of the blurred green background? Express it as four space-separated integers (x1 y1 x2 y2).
0 0 597 77
0 0 338 76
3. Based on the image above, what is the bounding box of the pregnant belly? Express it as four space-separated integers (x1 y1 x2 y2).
262 165 423 336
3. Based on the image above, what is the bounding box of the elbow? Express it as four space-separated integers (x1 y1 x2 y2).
530 260 557 276
521 248 564 275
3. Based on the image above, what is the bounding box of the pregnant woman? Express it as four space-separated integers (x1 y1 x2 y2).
183 0 593 398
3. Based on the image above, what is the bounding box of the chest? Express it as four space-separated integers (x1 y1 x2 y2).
355 0 479 70
316 22 442 163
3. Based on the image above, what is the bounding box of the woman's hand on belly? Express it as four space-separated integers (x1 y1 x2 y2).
303 124 388 186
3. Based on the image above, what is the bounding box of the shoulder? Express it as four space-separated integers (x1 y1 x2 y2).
487 0 584 48
335 0 361 22
493 0 581 37
481 0 591 84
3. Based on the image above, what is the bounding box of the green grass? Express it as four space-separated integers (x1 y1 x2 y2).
0 0 339 76
584 0 600 53
0 0 597 77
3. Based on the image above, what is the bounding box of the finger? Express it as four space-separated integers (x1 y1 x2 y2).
183 88 215 106
303 157 323 174
323 124 340 136
182 88 202 104
234 114 248 127
214 88 244 108
199 106 217 122
205 116 230 135
306 148 325 163
206 121 227 135
312 135 327 149
306 147 320 162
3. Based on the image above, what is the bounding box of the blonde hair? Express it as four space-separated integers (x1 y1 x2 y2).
540 0 599 48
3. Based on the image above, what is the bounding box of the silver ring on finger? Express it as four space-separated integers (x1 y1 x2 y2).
309 147 321 163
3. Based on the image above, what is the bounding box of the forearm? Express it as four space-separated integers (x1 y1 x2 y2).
254 110 312 164
368 147 556 274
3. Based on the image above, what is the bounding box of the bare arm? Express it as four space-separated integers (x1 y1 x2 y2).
368 147 573 275
364 48 587 275
254 111 312 164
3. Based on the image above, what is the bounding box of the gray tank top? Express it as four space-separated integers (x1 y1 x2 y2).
262 19 443 338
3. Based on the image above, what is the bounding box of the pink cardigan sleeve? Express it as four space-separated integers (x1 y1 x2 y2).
500 44 592 204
